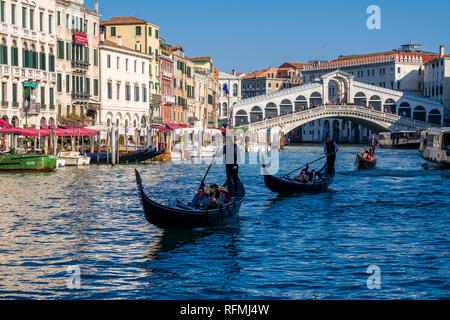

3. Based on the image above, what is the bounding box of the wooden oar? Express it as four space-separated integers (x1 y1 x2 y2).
199 148 220 189
281 151 337 178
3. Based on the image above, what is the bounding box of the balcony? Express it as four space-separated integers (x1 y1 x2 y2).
72 60 90 71
12 102 19 109
41 104 47 110
162 70 173 79
72 92 90 100
23 103 41 115
150 94 162 105
1 101 8 108
49 105 55 110
162 95 175 105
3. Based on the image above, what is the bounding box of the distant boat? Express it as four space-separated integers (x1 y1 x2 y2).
0 153 57 172
420 128 450 169
379 131 420 149
57 151 90 166
86 147 158 164
355 154 377 170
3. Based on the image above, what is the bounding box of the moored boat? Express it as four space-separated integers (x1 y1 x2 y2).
355 154 377 170
262 164 335 194
135 169 245 229
0 153 57 172
57 151 90 166
420 128 450 169
379 131 420 149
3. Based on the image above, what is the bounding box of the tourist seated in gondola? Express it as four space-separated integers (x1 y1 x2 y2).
308 170 322 184
294 168 310 183
191 187 209 209
207 184 231 209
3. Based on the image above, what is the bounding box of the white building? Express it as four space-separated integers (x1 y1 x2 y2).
299 43 441 142
99 37 150 141
218 70 241 127
0 0 58 129
424 46 450 126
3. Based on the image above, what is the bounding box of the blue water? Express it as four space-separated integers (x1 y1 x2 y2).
0 146 449 299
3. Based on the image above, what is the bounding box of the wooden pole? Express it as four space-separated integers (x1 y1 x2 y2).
96 132 100 166
107 129 110 165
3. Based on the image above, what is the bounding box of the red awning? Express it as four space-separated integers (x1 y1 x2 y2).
0 128 24 135
152 126 168 132
167 124 181 130
0 118 13 128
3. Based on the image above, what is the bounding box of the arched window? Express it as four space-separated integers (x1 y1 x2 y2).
398 102 411 118
265 102 278 118
295 95 307 111
310 92 322 107
413 106 426 122
280 99 293 115
428 109 441 125
384 99 396 113
369 95 382 111
235 110 248 126
222 102 228 117
250 106 263 123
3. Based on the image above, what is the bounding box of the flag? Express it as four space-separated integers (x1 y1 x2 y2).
223 84 230 98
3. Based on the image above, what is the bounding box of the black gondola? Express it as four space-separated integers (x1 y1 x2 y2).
355 154 377 170
135 170 245 229
262 164 335 194
87 147 159 164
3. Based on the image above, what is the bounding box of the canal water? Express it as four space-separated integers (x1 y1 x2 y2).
0 146 449 299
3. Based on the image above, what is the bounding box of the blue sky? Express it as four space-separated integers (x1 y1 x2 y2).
86 0 450 74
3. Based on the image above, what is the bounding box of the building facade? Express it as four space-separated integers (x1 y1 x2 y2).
218 70 241 127
159 38 174 124
98 39 150 139
424 46 450 126
171 46 194 125
0 0 58 129
55 0 100 125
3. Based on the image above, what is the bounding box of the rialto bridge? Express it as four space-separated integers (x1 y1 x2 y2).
232 71 443 144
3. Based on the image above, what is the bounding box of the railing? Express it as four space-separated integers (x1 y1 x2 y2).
12 102 19 108
72 60 90 70
41 104 47 110
162 70 173 79
162 95 175 105
150 94 162 104
49 105 55 110
72 92 90 100
1 101 8 108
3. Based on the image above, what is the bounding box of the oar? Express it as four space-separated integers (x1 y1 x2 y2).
199 148 220 189
281 151 337 179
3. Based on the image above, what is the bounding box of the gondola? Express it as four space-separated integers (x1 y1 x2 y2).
262 164 335 194
135 169 245 229
355 154 377 170
87 147 157 164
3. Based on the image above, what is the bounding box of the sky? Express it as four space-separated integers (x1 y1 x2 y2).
86 0 450 74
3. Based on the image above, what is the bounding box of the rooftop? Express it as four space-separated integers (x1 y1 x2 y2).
100 16 154 26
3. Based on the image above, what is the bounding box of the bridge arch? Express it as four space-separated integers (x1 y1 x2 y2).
398 102 411 118
280 99 293 115
384 99 396 113
310 92 322 107
354 92 367 106
295 95 308 111
413 106 426 122
428 109 442 125
235 110 248 126
250 106 263 123
369 95 382 111
265 102 278 118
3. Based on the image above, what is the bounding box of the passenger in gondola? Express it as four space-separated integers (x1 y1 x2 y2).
191 187 209 209
208 184 231 209
294 168 310 183
309 169 322 183
324 134 339 174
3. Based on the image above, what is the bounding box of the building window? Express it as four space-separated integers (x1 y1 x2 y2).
39 12 43 32
40 86 45 105
116 83 120 100
93 79 99 96
22 6 26 28
148 26 152 36
136 26 141 36
108 82 112 99
135 85 139 101
48 15 52 34
155 29 159 39
11 4 15 25
49 88 54 107
57 11 61 26
57 41 64 59
111 26 116 37
93 48 98 66
12 83 17 103
107 55 111 68
66 75 70 92
143 86 147 102
49 54 55 72
125 85 131 101
29 9 33 30
85 78 90 95
0 1 4 23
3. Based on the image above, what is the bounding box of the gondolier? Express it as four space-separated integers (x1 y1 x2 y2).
369 135 379 155
324 134 338 174
222 134 240 194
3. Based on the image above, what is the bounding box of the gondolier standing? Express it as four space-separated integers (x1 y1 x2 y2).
324 134 338 174
369 135 379 155
222 133 240 194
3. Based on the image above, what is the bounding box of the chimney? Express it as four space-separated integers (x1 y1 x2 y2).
95 1 99 13
100 32 105 43
440 45 445 58
118 36 122 47
232 69 236 75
